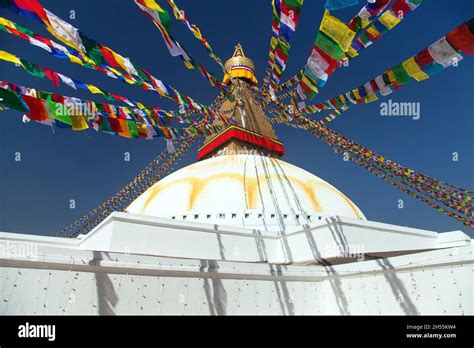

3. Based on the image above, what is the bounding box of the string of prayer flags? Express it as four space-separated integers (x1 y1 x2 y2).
286 112 473 223
0 81 229 140
1 2 223 118
134 0 228 92
290 116 473 226
346 0 423 59
58 138 195 237
275 1 383 92
262 0 304 90
295 20 473 125
268 0 305 89
0 49 205 123
347 0 391 35
166 0 224 68
262 0 283 88
293 10 355 107
275 0 411 94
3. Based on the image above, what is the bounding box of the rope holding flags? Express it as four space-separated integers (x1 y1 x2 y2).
286 117 473 227
134 0 229 92
57 137 196 237
0 49 198 121
166 0 224 68
346 0 424 59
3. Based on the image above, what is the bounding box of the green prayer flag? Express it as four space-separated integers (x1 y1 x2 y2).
0 88 30 113
392 63 410 85
20 60 46 78
127 121 139 138
79 33 106 66
315 31 343 61
16 25 35 37
47 96 71 125
99 116 112 132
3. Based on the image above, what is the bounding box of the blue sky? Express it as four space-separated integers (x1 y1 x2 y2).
0 0 473 236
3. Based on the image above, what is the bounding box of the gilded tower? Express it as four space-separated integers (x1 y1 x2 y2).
197 44 285 160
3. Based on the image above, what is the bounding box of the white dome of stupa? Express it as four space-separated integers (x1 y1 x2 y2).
126 154 365 231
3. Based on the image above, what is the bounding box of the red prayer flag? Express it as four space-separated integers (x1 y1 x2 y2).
415 48 434 66
391 0 411 17
13 0 50 24
370 80 380 94
6 27 29 40
22 95 49 121
99 45 121 68
446 23 474 55
107 117 123 133
312 45 338 75
43 68 60 87
32 34 53 46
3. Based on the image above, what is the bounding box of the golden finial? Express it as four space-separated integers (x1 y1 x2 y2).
225 44 255 72
232 43 246 58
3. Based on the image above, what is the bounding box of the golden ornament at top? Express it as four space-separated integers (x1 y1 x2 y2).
224 44 256 71
223 44 258 85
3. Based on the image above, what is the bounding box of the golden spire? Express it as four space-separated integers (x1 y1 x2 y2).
223 44 258 85
199 45 283 161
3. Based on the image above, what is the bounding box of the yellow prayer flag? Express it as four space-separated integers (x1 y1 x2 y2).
386 70 397 84
402 57 430 82
378 10 401 30
301 75 318 94
366 26 380 38
142 0 166 13
361 18 371 30
108 67 121 76
86 84 103 95
0 50 21 65
347 46 359 58
71 116 89 131
66 53 84 65
320 10 356 52
352 88 361 100
270 37 278 49
365 94 378 103
83 56 96 66
111 51 129 72
0 17 16 29
184 60 194 69
124 76 136 84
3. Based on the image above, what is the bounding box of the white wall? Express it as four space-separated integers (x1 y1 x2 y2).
0 243 472 315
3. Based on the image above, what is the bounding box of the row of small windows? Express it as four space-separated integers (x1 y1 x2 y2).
171 214 323 221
